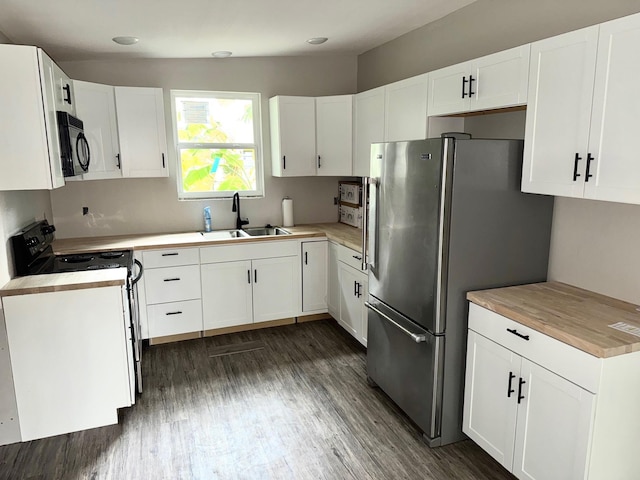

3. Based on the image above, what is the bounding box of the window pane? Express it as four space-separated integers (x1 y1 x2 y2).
175 97 254 144
180 148 257 193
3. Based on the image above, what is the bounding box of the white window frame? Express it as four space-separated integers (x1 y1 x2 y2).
170 89 264 200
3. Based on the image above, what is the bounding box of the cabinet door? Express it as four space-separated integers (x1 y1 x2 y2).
471 45 530 112
201 261 253 329
384 74 429 142
463 330 520 471
38 52 65 189
72 80 122 180
315 95 353 176
252 256 298 323
302 241 328 313
427 62 470 116
327 242 340 318
338 263 361 338
585 13 640 204
52 62 75 116
357 273 368 346
269 96 316 177
512 359 595 480
115 86 168 178
353 86 385 177
522 26 599 197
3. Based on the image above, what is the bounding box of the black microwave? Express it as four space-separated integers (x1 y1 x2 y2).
57 111 90 177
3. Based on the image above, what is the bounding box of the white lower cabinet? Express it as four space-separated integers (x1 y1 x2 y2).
328 241 368 347
301 240 328 313
141 247 202 338
2 286 131 441
200 241 300 330
464 302 640 480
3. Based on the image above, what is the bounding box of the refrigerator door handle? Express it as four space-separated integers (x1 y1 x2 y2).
365 302 427 343
367 177 379 271
360 176 369 270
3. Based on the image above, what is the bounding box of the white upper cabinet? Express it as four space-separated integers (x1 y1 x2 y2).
0 45 64 190
522 26 599 198
524 12 640 205
384 74 429 142
52 62 75 116
315 95 353 176
72 80 122 180
115 86 168 178
270 96 317 177
428 45 530 116
585 13 640 204
353 86 385 177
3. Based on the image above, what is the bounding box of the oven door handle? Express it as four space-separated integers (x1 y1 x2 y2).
132 259 144 285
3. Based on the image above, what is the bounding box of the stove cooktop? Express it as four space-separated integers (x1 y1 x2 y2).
52 251 132 273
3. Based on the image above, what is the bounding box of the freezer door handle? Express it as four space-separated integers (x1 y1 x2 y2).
365 302 427 343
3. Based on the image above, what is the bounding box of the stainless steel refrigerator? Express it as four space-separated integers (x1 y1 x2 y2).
365 137 553 447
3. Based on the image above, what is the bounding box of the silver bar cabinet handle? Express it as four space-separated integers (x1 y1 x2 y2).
365 302 427 343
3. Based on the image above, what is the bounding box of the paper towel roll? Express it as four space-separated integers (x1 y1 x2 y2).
282 197 294 227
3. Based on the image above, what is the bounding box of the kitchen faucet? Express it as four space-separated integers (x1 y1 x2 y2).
232 192 249 230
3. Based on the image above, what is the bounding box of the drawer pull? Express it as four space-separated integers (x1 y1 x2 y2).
162 253 179 257
164 278 181 282
518 378 526 404
507 372 516 398
166 311 183 316
507 328 529 341
352 255 362 261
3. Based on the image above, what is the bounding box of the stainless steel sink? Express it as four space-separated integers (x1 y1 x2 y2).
200 229 250 239
242 227 291 237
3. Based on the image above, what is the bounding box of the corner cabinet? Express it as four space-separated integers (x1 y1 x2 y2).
353 86 385 177
115 86 168 178
428 45 530 116
72 80 122 180
315 96 353 176
464 302 640 480
384 74 429 142
0 45 64 190
523 12 640 205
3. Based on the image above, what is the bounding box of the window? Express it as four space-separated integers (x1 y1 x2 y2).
171 90 264 199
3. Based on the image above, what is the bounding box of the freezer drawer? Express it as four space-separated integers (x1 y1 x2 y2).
366 297 444 444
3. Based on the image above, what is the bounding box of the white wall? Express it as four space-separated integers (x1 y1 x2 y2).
51 56 357 238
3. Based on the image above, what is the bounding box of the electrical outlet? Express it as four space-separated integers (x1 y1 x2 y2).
82 207 89 215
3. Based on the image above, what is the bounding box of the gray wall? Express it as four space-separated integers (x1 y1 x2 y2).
356 1 640 304
358 0 640 91
52 56 357 238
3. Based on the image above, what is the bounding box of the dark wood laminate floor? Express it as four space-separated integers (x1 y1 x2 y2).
0 320 515 480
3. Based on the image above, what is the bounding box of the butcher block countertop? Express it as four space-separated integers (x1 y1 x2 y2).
53 223 362 255
467 282 640 358
0 269 127 297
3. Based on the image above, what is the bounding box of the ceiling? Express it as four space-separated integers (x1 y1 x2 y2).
0 0 475 61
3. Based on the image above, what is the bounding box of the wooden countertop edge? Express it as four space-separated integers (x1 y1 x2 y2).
1 278 126 297
467 285 640 358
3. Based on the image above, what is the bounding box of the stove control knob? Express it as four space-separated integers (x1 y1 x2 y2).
26 237 40 248
41 224 56 235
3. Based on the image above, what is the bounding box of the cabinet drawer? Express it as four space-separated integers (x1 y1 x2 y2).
468 303 602 392
337 243 365 271
200 240 298 264
142 247 199 268
147 300 202 337
144 265 201 304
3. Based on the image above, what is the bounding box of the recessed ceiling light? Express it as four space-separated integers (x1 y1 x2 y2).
112 36 139 46
306 37 328 45
212 51 232 58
